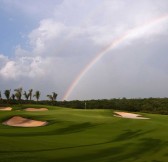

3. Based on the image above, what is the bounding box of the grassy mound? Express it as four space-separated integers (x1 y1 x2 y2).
0 105 168 162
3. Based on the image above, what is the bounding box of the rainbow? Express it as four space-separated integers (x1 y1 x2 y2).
62 14 168 101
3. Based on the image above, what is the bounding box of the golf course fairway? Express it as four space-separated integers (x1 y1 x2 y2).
0 105 168 162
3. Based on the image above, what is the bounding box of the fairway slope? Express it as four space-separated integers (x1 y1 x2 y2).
0 107 12 111
114 111 149 119
24 108 48 111
2 116 48 127
1 106 168 162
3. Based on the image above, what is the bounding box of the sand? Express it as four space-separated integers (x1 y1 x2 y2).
114 111 149 119
24 108 48 111
0 107 12 111
3 116 48 127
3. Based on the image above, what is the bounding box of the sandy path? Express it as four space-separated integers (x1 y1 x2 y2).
114 111 149 119
24 108 48 111
0 107 12 111
3 116 48 127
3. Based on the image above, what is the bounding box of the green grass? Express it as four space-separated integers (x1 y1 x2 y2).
0 105 168 162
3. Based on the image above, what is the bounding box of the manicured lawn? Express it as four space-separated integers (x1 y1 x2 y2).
0 105 168 162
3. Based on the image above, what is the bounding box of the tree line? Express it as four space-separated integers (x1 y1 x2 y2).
1 88 168 115
57 98 168 115
0 88 57 102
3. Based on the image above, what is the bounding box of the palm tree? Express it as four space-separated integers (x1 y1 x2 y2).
0 91 2 100
11 94 15 100
52 92 57 101
4 89 11 100
28 89 33 100
47 94 53 101
47 92 57 101
34 91 40 101
23 91 29 100
14 87 23 101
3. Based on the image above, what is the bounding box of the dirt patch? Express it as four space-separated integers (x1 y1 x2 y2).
3 116 48 127
0 107 12 111
114 111 149 119
24 108 48 111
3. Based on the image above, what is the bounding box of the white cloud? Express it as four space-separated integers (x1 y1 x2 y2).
0 54 8 64
0 61 18 79
1 0 168 100
0 56 49 79
28 19 67 55
82 0 168 46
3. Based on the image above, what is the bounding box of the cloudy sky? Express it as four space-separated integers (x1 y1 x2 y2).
0 0 168 101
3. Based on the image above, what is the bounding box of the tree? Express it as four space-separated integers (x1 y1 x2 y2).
28 89 33 100
47 92 57 101
34 90 40 101
4 89 11 100
14 87 23 101
23 91 29 100
11 94 15 100
0 91 2 100
52 92 57 101
47 94 53 101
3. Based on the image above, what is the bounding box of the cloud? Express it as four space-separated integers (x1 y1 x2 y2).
82 0 168 46
0 56 47 79
0 0 63 19
69 36 168 100
0 54 8 65
28 19 67 55
1 0 168 100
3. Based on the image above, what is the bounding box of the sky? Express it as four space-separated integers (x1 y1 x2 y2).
0 0 168 101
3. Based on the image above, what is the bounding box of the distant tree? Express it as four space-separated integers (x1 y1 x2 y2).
4 89 11 100
47 94 53 101
14 87 23 101
52 92 57 101
23 91 29 100
11 94 15 100
28 89 33 100
47 92 57 101
34 91 40 101
0 91 2 100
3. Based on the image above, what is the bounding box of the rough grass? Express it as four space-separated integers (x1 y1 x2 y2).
0 105 168 162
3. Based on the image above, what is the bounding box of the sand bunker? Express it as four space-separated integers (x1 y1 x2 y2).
0 107 12 111
24 108 48 111
114 111 149 119
3 116 48 127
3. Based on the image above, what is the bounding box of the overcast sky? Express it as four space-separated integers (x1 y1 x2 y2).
0 0 168 101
